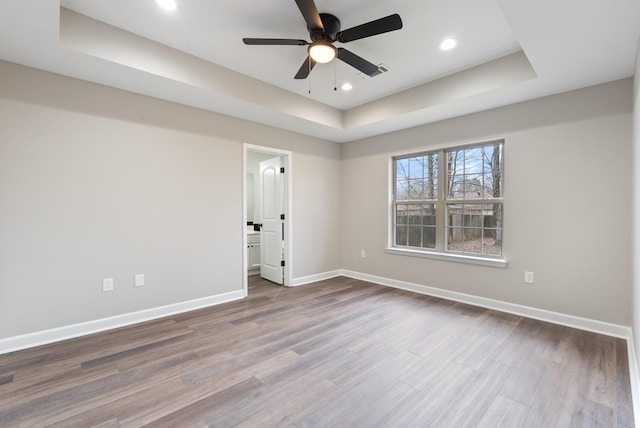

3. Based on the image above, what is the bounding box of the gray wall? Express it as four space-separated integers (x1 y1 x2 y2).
0 61 342 338
633 39 640 363
341 79 633 326
0 58 635 341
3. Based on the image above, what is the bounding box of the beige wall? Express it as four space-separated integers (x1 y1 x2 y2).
0 58 635 341
0 61 342 338
292 152 342 277
341 79 633 325
633 39 640 361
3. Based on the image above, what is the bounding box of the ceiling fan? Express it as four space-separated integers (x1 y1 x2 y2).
242 0 403 79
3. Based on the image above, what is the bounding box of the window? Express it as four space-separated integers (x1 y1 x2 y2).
394 153 438 250
392 140 504 261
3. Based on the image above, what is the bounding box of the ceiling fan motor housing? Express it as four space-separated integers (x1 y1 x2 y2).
310 13 341 42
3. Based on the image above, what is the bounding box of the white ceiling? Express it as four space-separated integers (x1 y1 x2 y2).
0 0 639 143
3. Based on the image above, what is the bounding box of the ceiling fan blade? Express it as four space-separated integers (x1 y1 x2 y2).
243 38 308 46
336 48 379 76
336 14 403 43
295 0 324 32
294 56 316 79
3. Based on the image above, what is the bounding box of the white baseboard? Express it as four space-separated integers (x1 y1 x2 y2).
341 269 630 339
290 270 342 287
0 289 246 355
627 334 640 428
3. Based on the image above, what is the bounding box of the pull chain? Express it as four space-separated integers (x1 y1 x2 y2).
308 58 312 94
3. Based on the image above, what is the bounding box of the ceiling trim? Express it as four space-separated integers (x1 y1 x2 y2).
60 7 536 142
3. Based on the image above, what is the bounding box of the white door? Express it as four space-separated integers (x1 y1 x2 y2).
259 157 284 284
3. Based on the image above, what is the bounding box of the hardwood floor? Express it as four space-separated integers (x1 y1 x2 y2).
0 276 634 427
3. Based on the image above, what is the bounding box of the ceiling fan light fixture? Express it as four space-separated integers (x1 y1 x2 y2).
308 42 336 63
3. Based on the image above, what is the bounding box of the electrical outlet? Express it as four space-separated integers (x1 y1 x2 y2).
524 271 534 284
135 273 144 287
360 249 366 258
102 278 114 292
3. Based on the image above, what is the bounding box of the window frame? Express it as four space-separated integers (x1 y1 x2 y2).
387 140 507 268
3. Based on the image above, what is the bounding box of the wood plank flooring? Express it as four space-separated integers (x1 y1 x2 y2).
0 276 635 427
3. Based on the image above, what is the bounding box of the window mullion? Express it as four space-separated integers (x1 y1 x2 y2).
436 149 446 252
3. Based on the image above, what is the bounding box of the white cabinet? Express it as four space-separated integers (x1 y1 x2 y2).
247 233 261 273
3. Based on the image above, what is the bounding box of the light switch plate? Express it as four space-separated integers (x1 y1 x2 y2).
102 278 114 292
135 273 144 287
524 271 534 284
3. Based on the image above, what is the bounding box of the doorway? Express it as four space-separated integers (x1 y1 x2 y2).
243 144 292 295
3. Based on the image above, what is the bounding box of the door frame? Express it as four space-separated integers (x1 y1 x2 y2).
243 143 293 294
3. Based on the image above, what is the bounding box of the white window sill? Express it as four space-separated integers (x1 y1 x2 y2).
385 247 508 268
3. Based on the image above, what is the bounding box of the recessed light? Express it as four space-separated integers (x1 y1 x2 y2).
341 82 353 91
156 0 177 11
439 38 457 51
